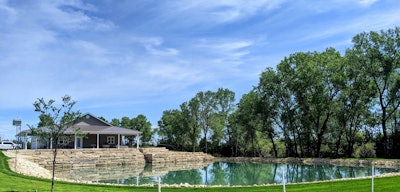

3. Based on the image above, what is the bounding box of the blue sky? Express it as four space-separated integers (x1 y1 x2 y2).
1 0 400 140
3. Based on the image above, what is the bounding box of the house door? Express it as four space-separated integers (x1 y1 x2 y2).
76 137 83 148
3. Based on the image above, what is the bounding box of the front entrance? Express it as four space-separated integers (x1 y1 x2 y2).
76 137 83 148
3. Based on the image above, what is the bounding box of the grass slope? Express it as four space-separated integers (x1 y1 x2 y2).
1 151 400 192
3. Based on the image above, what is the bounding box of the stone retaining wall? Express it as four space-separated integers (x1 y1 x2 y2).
5 148 214 182
13 147 214 170
139 147 214 164
15 148 146 170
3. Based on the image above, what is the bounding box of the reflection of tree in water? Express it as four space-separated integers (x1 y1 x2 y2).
286 164 333 183
222 162 278 185
283 164 396 183
81 162 399 186
209 162 227 185
161 169 202 185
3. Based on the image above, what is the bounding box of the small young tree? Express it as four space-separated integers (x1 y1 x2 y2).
30 95 80 192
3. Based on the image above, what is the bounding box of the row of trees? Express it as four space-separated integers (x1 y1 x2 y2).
157 27 400 158
157 88 235 153
29 27 399 192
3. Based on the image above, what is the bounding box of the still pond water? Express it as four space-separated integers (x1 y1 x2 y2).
58 162 399 186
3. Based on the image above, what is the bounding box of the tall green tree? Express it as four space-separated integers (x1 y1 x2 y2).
110 118 120 126
196 90 217 153
159 88 234 153
214 88 235 151
158 109 188 149
120 116 131 128
277 48 343 157
227 110 246 156
350 27 400 157
180 99 201 152
130 114 153 145
274 67 300 157
30 95 81 192
194 88 235 153
234 91 261 157
256 68 280 157
333 50 375 157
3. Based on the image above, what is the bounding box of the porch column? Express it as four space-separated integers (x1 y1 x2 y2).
74 133 77 149
35 137 38 150
97 134 99 149
136 135 139 149
117 134 120 149
24 133 28 150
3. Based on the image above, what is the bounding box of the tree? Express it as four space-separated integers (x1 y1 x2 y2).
227 110 246 156
158 109 187 149
110 118 120 126
158 88 234 154
180 99 201 152
214 88 235 152
194 89 236 153
350 27 400 157
277 48 343 157
98 116 109 123
196 90 217 153
256 68 280 157
120 116 131 128
131 114 153 145
333 50 375 157
273 67 300 157
234 91 261 156
30 95 81 192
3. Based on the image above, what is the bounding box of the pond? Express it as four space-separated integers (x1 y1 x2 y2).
56 162 399 186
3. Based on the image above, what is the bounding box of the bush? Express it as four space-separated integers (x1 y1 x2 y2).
353 142 376 158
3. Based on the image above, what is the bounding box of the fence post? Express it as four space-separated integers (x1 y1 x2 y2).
372 164 374 192
283 167 286 192
158 176 161 192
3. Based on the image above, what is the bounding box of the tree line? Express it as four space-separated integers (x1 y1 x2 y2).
156 27 400 158
32 27 399 160
28 27 399 192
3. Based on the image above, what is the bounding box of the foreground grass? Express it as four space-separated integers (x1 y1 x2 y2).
1 151 400 192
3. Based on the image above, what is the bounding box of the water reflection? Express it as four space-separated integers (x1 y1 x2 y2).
55 162 399 186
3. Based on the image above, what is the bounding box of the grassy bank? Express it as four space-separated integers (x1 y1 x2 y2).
1 151 400 192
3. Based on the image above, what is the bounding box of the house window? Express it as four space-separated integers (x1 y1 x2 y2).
107 136 115 144
58 137 69 145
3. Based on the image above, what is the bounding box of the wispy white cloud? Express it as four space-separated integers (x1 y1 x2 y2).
297 0 379 14
169 0 285 23
141 38 180 56
358 0 378 6
298 8 400 45
35 0 115 30
71 40 114 65
0 0 17 24
198 40 253 67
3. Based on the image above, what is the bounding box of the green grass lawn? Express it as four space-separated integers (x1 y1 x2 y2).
1 151 400 192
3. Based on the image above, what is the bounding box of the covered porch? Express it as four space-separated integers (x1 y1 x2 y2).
17 113 143 150
67 126 142 149
17 126 141 150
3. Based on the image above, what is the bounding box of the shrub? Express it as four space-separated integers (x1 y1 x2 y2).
353 142 376 158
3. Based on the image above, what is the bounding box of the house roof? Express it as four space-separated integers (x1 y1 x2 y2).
17 113 141 136
64 125 141 135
